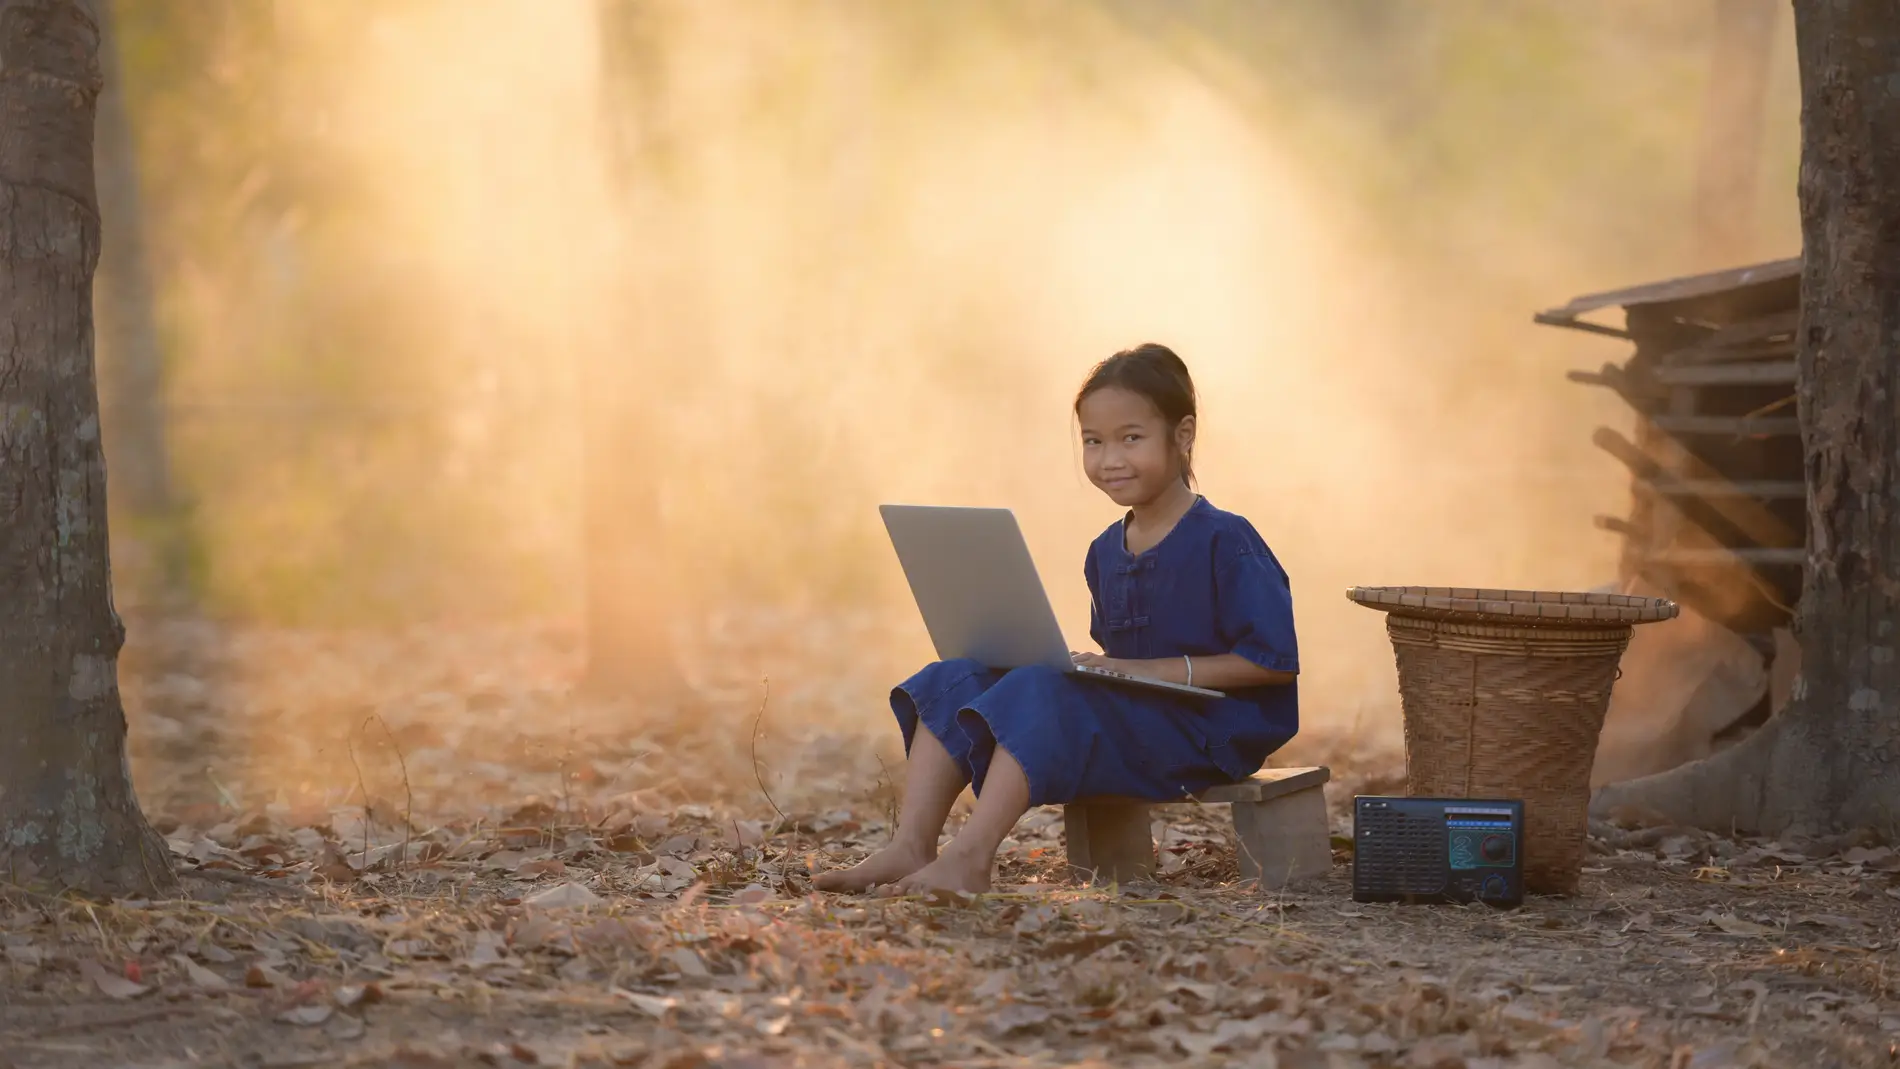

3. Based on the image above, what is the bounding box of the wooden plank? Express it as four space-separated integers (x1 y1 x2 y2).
1076 766 1331 807
1594 514 1645 538
1648 414 1800 436
1536 260 1799 324
1232 788 1332 889
1685 309 1799 348
1616 419 1670 583
1536 314 1632 340
1666 310 1799 365
1653 361 1796 386
1064 803 1154 884
1668 340 1796 366
1594 426 1674 481
1641 478 1806 499
1592 427 1801 549
1641 547 1806 566
1197 766 1330 805
1567 363 1662 407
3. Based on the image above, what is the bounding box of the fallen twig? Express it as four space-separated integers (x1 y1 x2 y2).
749 678 787 825
369 713 415 870
346 724 373 867
178 867 313 895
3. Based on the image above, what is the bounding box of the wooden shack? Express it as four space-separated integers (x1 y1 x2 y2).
1537 257 1802 738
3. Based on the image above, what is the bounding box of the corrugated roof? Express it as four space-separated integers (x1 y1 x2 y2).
1536 257 1800 327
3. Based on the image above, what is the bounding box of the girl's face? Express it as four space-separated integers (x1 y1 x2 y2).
1077 386 1195 508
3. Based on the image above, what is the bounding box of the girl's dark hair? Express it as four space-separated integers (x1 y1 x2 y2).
1074 342 1198 487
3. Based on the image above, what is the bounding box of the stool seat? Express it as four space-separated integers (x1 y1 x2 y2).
1062 766 1333 888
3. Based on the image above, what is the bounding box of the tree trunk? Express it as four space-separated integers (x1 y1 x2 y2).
0 0 174 895
1593 0 1900 837
582 0 683 697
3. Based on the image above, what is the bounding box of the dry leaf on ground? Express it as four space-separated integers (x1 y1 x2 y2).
80 959 150 1000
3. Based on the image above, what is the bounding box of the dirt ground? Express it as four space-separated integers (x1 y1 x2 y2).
2 619 1897 1069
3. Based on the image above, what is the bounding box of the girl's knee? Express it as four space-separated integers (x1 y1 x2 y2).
994 664 1079 710
977 667 1097 737
997 664 1072 699
903 657 988 693
897 658 991 719
938 657 989 677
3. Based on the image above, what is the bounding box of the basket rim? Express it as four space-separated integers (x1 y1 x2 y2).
1346 585 1679 624
1385 614 1637 643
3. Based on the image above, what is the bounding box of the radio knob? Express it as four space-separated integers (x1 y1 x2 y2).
1481 873 1508 899
1480 835 1509 862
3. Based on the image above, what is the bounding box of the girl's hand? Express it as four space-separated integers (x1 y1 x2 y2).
1076 651 1293 689
1071 651 1132 673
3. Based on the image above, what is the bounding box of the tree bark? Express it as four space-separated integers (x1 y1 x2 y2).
0 0 173 894
1593 0 1900 837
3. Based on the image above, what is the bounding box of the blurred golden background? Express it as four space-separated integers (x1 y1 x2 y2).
101 1 1799 774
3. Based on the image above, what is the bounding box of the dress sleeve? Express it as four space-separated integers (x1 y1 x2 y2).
1215 546 1300 674
1084 544 1106 650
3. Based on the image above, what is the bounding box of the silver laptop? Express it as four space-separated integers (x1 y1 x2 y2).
879 504 1224 699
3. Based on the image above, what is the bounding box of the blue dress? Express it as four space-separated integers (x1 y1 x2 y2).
890 496 1299 806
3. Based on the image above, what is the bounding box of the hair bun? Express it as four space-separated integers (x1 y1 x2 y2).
1131 342 1187 371
1134 342 1191 385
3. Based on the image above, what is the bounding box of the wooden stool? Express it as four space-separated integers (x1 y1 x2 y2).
1062 766 1332 889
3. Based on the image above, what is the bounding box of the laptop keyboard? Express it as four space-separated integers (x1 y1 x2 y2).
1075 663 1219 697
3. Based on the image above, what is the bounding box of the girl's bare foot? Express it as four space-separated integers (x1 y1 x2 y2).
881 846 993 897
812 841 934 894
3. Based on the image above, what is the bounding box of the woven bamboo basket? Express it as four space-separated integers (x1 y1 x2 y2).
1347 586 1678 895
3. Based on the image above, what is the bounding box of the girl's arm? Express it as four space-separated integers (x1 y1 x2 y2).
1071 651 1293 689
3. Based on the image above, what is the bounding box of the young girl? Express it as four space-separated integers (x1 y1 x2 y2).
815 343 1300 896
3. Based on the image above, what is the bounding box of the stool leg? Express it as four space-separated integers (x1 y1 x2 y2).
1232 787 1332 890
1064 802 1154 884
1063 805 1094 875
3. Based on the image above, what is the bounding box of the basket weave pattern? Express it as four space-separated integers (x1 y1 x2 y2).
1349 586 1676 896
1386 616 1630 894
1347 585 1676 627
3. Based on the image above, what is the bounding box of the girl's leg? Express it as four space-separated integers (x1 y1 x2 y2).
885 743 1031 896
812 725 968 892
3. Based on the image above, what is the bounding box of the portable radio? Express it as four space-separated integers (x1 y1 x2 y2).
1351 796 1525 908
